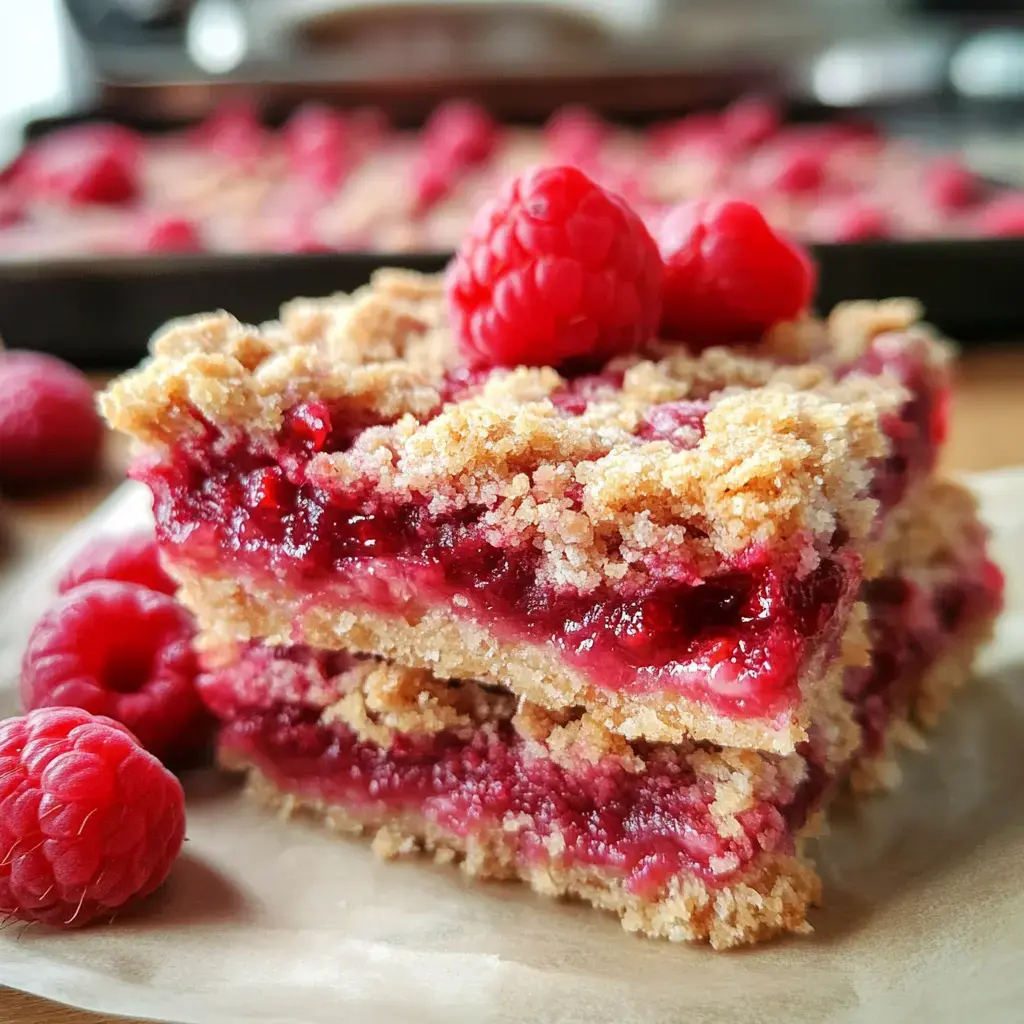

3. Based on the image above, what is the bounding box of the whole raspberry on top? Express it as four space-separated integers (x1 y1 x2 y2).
447 165 663 367
423 99 497 167
976 192 1024 237
192 101 266 165
141 215 204 253
0 707 185 929
283 102 352 194
56 531 177 596
0 350 104 493
19 124 141 205
658 197 816 346
924 156 977 212
544 105 609 166
21 581 206 765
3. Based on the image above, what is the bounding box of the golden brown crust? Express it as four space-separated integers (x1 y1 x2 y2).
100 272 951 582
230 754 821 950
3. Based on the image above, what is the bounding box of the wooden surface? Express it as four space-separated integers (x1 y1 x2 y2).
2 347 1024 1024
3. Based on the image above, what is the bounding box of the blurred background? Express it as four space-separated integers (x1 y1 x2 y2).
0 0 1022 363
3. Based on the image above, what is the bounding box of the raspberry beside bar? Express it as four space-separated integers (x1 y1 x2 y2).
192 477 1001 948
102 272 949 754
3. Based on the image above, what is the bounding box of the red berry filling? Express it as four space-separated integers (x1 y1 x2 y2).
135 326 943 724
845 557 1003 758
140 415 857 721
204 648 815 896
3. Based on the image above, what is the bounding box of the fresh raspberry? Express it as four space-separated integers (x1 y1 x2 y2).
819 200 890 242
410 150 456 215
544 105 609 166
193 101 265 165
21 581 206 765
0 351 104 493
266 210 333 253
720 96 780 150
0 189 23 227
283 103 352 193
924 157 977 211
56 531 177 596
447 165 663 368
347 106 389 157
0 707 184 929
422 99 496 167
647 113 723 157
142 215 204 253
20 124 140 205
658 197 816 345
976 193 1024 237
749 141 827 195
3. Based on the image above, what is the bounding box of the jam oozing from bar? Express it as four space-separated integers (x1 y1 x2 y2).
202 649 816 895
200 541 1001 898
143 413 859 720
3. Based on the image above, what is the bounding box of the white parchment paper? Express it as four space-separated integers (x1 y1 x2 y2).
0 473 1022 1024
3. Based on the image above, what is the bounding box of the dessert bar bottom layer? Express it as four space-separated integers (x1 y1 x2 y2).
203 597 995 949
208 650 825 951
235 754 822 951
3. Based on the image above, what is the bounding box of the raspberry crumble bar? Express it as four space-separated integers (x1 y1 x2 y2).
101 170 1002 946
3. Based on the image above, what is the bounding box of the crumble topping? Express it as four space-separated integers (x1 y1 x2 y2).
880 476 987 576
320 660 515 747
102 270 949 585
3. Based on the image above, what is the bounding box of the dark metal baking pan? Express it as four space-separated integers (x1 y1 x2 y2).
3 99 1023 366
0 239 1020 370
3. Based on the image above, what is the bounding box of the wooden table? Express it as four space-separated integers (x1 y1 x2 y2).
3 347 1024 1024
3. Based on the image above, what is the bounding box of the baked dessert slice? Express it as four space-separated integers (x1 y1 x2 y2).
193 475 1001 949
103 268 949 754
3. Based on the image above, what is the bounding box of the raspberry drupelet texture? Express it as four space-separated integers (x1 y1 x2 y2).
21 581 206 764
447 164 663 367
0 707 185 929
658 197 816 346
0 350 104 492
56 531 178 596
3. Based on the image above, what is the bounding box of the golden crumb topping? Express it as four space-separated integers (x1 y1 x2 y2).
101 269 951 585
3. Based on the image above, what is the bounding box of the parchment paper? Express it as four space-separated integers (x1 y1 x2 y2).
1 473 1022 1024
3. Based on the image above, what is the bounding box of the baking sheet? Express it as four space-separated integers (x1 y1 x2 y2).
0 471 1023 1024
3 238 1024 370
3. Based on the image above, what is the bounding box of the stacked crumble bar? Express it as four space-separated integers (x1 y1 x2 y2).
102 270 1002 948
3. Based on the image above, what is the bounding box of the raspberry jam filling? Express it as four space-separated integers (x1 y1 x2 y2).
139 336 941 722
144 417 859 720
203 650 814 895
